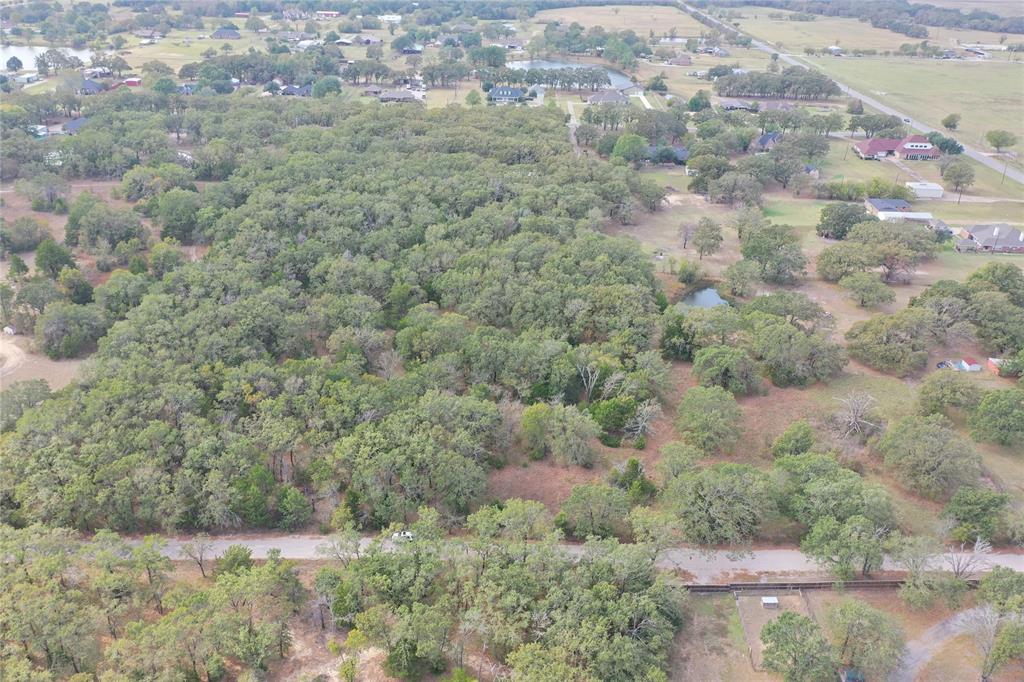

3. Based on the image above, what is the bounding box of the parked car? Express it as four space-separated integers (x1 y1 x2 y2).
937 360 954 369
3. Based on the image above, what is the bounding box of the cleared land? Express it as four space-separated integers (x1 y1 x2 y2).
805 56 1024 156
730 5 1022 53
672 594 773 681
533 5 705 35
914 0 1024 16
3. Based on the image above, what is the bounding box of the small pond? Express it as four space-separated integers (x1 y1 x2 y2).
679 287 728 308
1 45 94 68
506 59 634 90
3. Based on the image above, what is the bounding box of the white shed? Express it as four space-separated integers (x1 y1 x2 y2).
905 181 944 199
761 596 780 609
877 211 934 223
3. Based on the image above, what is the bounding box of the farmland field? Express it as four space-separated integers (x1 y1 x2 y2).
805 56 1024 156
729 5 1022 54
533 4 705 35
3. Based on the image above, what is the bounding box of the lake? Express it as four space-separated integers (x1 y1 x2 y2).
679 287 729 308
1 45 94 69
506 59 634 90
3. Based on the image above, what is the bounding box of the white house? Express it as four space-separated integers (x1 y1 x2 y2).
378 14 402 23
905 181 943 199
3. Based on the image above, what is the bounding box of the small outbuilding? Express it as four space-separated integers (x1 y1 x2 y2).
905 181 943 199
761 596 779 609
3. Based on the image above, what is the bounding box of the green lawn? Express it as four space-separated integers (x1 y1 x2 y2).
916 200 1024 226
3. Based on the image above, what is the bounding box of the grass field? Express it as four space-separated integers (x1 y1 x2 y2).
916 0 1024 16
805 56 1024 156
533 5 705 35
729 4 1022 54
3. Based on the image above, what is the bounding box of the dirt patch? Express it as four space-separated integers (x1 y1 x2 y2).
0 334 85 391
804 588 956 642
918 632 1024 682
486 459 605 511
671 594 774 682
736 592 812 670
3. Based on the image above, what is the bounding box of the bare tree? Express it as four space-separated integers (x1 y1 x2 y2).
576 361 600 403
315 527 363 567
961 605 1002 681
679 223 694 249
944 537 992 580
600 370 625 399
376 348 402 379
624 399 663 440
180 533 214 578
832 391 883 443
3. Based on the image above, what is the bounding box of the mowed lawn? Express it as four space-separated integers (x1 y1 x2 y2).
805 56 1024 157
731 5 1019 54
533 5 704 35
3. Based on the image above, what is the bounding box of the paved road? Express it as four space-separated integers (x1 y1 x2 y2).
160 534 1024 583
680 3 1024 186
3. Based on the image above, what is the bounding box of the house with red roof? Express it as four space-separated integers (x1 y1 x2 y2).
853 135 940 161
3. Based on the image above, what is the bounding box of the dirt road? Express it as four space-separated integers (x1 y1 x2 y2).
157 534 1024 583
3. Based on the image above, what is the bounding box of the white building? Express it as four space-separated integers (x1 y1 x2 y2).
877 211 935 222
378 14 402 23
905 181 944 199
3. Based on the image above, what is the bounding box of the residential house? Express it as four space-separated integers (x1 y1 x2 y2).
123 77 142 87
401 44 424 55
378 14 402 24
905 181 943 199
712 47 731 57
354 35 384 46
62 117 90 135
77 78 104 95
666 55 692 66
283 9 308 21
753 131 783 152
719 98 753 111
827 45 843 56
865 197 911 215
315 10 341 20
489 86 525 103
646 145 689 164
281 84 312 97
956 223 1024 253
134 29 162 40
588 90 629 105
362 84 384 96
803 164 820 180
14 73 39 84
378 90 419 103
853 137 902 160
211 28 241 40
897 135 940 160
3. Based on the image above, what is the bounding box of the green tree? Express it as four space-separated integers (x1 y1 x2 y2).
611 132 648 167
846 307 938 376
692 345 760 395
312 76 342 98
801 514 888 580
464 89 481 106
0 379 51 432
986 129 1018 152
34 302 107 358
557 482 629 538
970 389 1024 446
942 113 960 131
723 259 759 297
839 272 894 308
941 158 975 203
277 485 312 530
917 370 983 416
692 217 723 260
665 463 767 547
6 55 23 72
216 545 254 575
761 612 838 682
740 222 806 283
944 488 1009 543
878 415 981 500
815 202 873 240
58 266 93 304
675 386 741 453
771 420 814 458
156 188 202 243
827 600 905 679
